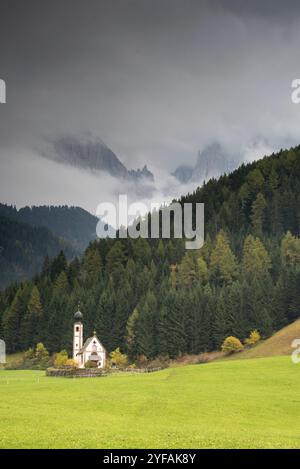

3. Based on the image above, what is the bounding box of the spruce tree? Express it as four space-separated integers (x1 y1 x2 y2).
210 230 238 285
242 235 271 279
22 285 43 349
250 192 267 236
136 291 158 358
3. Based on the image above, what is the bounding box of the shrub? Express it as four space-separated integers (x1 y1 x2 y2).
195 353 212 364
244 330 261 346
65 358 77 368
136 355 149 368
148 355 170 369
221 336 244 354
24 348 35 360
35 343 49 368
25 343 50 369
54 350 69 368
110 347 128 369
104 358 111 370
127 363 137 369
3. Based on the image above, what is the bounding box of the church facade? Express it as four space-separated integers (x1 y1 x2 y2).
73 308 106 369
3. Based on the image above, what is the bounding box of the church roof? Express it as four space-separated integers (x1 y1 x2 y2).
77 334 106 354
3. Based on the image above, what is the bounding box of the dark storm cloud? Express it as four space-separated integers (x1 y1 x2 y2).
1 0 300 210
215 0 300 22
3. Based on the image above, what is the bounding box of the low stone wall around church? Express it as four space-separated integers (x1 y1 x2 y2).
46 367 107 378
46 366 162 378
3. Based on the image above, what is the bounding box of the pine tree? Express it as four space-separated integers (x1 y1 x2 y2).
157 290 187 357
155 240 165 263
22 285 43 349
242 235 271 279
106 241 127 274
281 231 300 266
212 289 230 349
250 192 267 235
132 238 151 266
226 281 247 339
81 247 102 283
136 291 158 358
126 308 139 359
243 277 273 337
50 251 67 281
246 168 265 192
267 166 279 193
270 193 283 236
114 279 133 350
197 257 209 285
210 231 238 285
177 252 199 287
272 275 288 329
95 285 116 351
46 271 69 352
187 286 213 353
3 284 31 352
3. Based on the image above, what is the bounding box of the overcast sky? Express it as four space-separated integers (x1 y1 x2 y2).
1 0 300 212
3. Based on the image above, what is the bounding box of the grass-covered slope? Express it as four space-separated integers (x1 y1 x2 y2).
230 319 300 360
1 356 300 448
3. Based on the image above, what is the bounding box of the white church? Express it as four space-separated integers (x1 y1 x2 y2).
73 307 106 369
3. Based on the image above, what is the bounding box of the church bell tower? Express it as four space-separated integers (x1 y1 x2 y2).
73 305 83 363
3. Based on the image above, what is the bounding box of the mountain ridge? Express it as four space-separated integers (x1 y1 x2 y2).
173 142 237 184
0 213 75 289
43 135 154 183
0 204 99 252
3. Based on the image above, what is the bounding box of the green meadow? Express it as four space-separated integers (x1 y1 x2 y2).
0 355 300 449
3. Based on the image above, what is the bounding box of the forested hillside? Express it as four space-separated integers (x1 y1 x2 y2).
1 146 300 358
0 215 75 289
0 205 98 251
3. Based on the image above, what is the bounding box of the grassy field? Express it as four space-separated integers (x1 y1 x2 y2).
1 355 300 448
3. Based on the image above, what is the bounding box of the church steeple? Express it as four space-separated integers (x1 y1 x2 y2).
73 303 83 365
74 301 83 322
